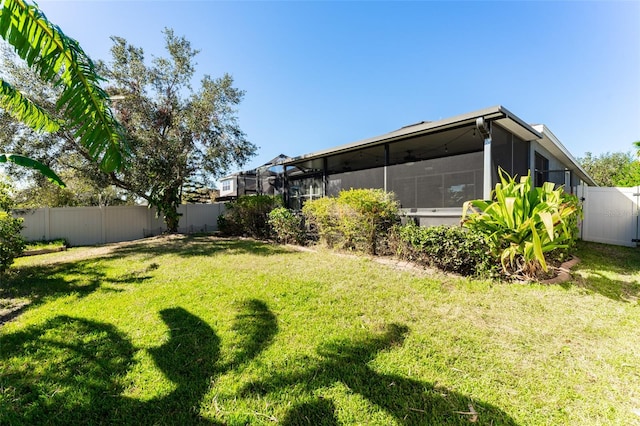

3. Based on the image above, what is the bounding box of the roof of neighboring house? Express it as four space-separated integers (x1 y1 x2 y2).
281 105 542 165
220 154 291 181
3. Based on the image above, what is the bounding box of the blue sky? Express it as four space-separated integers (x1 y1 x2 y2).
39 0 640 174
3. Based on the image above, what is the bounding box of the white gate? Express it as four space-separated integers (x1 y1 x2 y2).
580 185 639 247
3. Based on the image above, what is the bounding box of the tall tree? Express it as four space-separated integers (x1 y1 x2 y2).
578 151 640 187
94 30 255 231
0 0 126 180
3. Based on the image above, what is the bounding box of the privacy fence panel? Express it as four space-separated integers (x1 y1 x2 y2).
580 186 639 247
15 203 226 246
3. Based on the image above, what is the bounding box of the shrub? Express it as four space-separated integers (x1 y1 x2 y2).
0 181 25 276
302 188 400 254
219 195 283 239
392 221 494 276
268 207 305 245
462 168 580 279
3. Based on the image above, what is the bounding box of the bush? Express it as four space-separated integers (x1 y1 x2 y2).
0 181 25 276
462 169 580 279
392 221 494 276
268 207 305 245
219 195 283 239
302 189 400 254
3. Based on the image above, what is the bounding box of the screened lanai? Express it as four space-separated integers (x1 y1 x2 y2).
282 106 541 216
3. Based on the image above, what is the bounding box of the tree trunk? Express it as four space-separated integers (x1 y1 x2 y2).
159 185 182 233
164 206 181 233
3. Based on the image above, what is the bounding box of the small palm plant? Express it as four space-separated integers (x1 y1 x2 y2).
462 168 579 279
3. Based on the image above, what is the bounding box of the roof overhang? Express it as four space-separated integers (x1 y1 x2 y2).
532 124 597 186
283 105 542 166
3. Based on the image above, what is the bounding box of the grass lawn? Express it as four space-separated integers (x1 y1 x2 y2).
1 236 638 425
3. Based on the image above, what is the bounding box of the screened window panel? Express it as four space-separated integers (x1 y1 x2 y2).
388 151 483 209
327 168 385 197
491 125 512 179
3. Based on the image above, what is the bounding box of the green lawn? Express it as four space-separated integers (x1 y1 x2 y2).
1 236 638 425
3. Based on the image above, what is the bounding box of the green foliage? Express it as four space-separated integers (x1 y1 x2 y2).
462 169 579 279
0 153 64 187
0 0 126 172
0 79 59 132
0 180 24 275
95 30 255 231
391 222 494 276
14 173 131 208
221 195 282 239
578 151 640 187
302 188 399 255
267 207 305 245
25 238 67 251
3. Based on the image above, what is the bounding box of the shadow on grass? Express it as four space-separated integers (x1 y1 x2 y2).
0 301 516 424
0 258 160 326
107 235 294 261
0 299 278 425
242 324 519 425
0 262 106 325
1 237 292 325
566 241 640 303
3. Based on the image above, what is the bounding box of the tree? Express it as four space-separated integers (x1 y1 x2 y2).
95 30 255 231
0 0 126 178
577 151 640 187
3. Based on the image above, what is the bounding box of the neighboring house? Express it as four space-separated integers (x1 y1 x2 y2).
226 106 596 226
217 154 289 202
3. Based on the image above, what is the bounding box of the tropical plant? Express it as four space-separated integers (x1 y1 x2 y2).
461 169 579 279
0 153 63 186
0 0 126 172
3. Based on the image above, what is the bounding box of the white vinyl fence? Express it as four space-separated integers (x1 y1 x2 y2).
14 203 226 246
579 185 639 247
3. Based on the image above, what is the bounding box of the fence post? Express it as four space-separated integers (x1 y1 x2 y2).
44 207 50 241
101 207 107 244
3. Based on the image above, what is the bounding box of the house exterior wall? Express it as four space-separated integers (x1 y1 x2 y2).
219 178 236 197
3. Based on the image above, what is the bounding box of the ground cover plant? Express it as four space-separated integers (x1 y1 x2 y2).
24 239 67 251
1 236 638 425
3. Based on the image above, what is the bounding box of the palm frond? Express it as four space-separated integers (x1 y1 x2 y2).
0 153 64 186
0 79 59 131
0 0 127 172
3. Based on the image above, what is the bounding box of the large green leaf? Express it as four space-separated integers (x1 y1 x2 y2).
0 0 126 172
0 153 64 186
0 79 59 131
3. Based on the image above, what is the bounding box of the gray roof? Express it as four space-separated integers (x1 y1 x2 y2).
282 105 542 165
